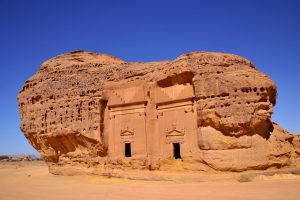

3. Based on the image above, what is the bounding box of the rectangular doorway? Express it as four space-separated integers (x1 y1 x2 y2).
125 143 131 157
173 143 181 159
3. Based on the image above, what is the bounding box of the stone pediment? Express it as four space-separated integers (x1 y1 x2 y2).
166 129 185 137
120 126 134 143
120 130 134 136
120 125 134 136
165 124 185 144
165 123 185 137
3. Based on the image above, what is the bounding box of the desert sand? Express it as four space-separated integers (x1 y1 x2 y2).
0 161 300 200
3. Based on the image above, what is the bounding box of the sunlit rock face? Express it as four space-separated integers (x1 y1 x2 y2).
18 50 300 175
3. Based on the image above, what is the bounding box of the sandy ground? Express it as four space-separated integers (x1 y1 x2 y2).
0 161 300 200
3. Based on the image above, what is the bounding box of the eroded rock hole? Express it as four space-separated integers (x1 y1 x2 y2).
157 71 194 88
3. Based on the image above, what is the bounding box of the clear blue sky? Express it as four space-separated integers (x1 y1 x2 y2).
0 0 299 155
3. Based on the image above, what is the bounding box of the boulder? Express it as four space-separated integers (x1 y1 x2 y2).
17 50 300 175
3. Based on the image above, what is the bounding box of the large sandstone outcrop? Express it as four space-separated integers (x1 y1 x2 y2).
18 50 300 175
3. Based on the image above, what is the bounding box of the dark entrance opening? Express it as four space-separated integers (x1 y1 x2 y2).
173 143 181 159
125 143 131 157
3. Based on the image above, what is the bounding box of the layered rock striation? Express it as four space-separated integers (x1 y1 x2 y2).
18 50 300 175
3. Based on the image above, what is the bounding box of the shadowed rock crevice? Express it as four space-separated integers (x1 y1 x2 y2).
157 71 194 88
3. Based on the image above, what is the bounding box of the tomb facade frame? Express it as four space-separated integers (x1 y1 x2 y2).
105 82 197 161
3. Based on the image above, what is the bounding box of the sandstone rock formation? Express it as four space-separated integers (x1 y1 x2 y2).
18 50 300 175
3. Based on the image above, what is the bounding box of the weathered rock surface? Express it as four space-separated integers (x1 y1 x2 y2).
18 50 300 175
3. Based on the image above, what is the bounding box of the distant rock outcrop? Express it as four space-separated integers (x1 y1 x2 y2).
0 155 41 162
17 51 300 175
